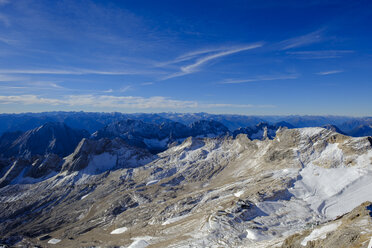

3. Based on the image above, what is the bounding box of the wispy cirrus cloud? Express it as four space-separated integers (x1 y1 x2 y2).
204 103 276 108
157 46 235 67
119 85 132 92
0 75 24 81
0 95 65 105
0 13 9 26
0 0 10 5
0 36 17 45
220 74 299 84
0 94 198 109
316 70 343 75
0 94 274 110
286 50 354 59
0 68 159 76
162 43 263 80
280 29 324 50
0 82 66 93
0 82 135 95
27 81 64 89
0 86 28 90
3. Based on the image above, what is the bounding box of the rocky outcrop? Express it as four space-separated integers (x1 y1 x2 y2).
281 201 372 248
233 121 286 140
62 137 155 172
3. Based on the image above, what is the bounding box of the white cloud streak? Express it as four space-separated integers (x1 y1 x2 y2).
27 81 64 88
220 74 299 84
0 94 274 110
0 36 17 45
157 47 234 67
286 50 354 59
0 95 197 108
316 70 343 75
162 43 263 80
0 0 10 5
280 30 323 50
0 82 66 92
0 69 156 76
182 44 262 73
204 103 275 108
0 75 24 81
119 85 132 92
0 13 9 26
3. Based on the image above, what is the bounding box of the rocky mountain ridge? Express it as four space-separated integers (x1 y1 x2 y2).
0 127 371 247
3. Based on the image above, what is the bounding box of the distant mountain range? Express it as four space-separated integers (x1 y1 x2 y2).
1 112 371 137
92 119 229 153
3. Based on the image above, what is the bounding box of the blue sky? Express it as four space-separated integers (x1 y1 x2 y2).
0 0 371 115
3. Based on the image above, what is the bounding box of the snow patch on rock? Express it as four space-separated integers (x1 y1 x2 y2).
300 222 341 246
110 227 128 234
128 236 152 248
48 238 61 244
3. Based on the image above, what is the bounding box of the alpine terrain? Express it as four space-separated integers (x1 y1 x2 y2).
0 116 371 248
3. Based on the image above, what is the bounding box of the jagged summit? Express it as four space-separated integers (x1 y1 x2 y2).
232 121 289 140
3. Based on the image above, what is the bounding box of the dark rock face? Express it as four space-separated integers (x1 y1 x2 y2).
0 122 89 158
61 138 110 172
0 131 23 152
0 123 89 186
25 154 62 178
0 158 30 187
0 154 63 187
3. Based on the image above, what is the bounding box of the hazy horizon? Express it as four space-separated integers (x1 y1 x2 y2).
1 110 372 119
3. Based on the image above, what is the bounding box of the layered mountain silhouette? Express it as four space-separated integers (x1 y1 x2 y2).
92 119 230 153
1 112 372 138
0 122 89 158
